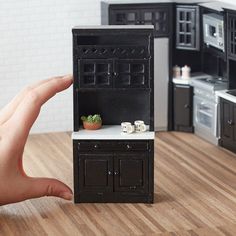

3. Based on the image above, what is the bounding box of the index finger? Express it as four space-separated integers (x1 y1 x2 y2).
6 75 73 143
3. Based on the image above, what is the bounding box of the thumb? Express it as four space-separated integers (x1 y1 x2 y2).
26 177 73 200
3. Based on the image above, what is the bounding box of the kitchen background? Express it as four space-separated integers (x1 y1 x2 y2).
0 0 235 133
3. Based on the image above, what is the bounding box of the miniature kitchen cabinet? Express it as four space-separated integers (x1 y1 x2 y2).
228 13 236 59
219 98 236 153
109 3 172 38
72 26 154 203
176 5 200 50
173 83 194 132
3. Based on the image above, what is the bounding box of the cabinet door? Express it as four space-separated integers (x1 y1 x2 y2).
114 153 148 193
140 7 170 37
228 15 236 58
109 8 139 25
174 85 193 127
221 99 233 140
114 59 149 88
232 104 236 143
176 6 199 50
78 59 113 88
79 154 113 192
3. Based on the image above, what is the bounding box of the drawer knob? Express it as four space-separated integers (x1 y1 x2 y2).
126 144 131 149
228 120 234 126
108 171 113 175
94 144 98 148
114 171 119 175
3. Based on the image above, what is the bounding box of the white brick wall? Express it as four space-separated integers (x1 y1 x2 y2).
0 0 101 133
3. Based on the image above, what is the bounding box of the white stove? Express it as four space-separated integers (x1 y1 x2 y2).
191 75 228 145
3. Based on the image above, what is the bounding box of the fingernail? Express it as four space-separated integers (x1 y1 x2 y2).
63 75 72 80
59 192 73 200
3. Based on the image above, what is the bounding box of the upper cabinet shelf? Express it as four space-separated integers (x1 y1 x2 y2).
109 3 173 38
73 27 153 90
176 5 200 51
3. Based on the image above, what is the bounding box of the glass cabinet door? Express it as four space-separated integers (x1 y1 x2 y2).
176 6 199 50
78 59 113 88
109 9 140 25
114 59 149 88
228 15 236 58
140 7 170 37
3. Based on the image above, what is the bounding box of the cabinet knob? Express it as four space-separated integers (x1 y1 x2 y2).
114 171 119 175
126 144 131 149
184 104 190 109
108 171 113 175
94 144 98 148
228 120 234 126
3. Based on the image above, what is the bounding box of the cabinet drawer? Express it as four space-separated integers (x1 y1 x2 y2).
78 141 113 151
114 141 149 151
78 141 149 152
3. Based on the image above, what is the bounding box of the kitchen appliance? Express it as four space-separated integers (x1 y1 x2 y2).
154 38 169 131
203 13 225 51
191 76 228 145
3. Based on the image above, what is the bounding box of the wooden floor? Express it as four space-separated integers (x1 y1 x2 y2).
1 132 236 235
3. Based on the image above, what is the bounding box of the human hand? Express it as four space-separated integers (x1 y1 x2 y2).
0 75 73 206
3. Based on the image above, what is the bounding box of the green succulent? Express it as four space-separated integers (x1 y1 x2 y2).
81 114 102 123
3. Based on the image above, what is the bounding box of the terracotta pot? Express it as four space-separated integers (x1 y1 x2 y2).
83 121 102 130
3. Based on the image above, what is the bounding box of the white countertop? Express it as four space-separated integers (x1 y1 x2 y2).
73 25 154 30
199 1 236 12
72 125 155 140
216 90 236 103
173 78 191 85
173 72 212 85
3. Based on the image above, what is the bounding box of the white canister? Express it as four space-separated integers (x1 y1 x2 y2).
173 65 181 78
181 65 191 79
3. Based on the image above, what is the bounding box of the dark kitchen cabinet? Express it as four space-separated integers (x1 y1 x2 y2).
79 153 113 192
109 4 172 37
78 59 149 89
219 98 236 153
228 14 236 59
73 27 154 203
114 153 148 193
173 84 193 132
176 5 200 50
74 140 154 203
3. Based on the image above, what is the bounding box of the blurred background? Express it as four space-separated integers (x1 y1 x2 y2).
0 0 234 133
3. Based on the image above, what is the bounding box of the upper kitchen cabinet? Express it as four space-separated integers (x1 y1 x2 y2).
73 27 153 89
176 5 200 50
228 13 236 60
109 4 172 38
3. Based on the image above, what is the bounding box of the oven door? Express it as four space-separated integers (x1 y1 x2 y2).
194 95 218 136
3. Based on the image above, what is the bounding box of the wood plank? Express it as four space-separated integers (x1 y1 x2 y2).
1 131 236 235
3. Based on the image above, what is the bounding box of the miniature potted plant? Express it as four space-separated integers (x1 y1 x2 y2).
81 114 102 130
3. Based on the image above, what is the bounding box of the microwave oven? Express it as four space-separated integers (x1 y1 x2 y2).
203 13 225 51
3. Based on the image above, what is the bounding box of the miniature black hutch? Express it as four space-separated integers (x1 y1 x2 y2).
72 26 154 203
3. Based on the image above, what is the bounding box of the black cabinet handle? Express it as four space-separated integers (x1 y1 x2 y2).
114 171 119 175
108 171 113 175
